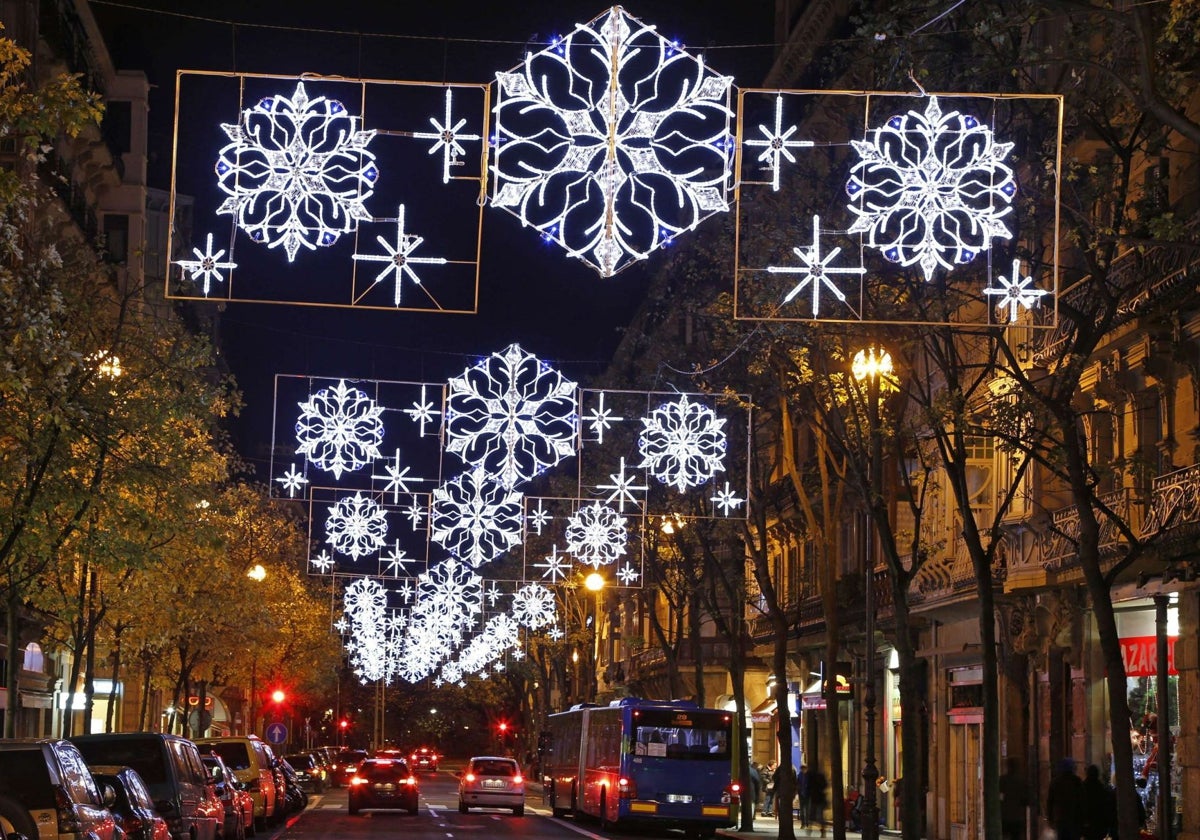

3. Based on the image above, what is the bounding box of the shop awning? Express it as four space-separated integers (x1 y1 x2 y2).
750 697 776 723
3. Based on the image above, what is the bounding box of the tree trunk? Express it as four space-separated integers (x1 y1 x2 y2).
4 586 19 738
892 585 926 840
775 628 798 840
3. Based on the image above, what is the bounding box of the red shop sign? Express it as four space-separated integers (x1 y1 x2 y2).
1120 635 1177 677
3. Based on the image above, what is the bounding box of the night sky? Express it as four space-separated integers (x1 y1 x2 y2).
90 0 778 477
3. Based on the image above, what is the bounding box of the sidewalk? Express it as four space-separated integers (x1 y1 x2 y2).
718 811 870 839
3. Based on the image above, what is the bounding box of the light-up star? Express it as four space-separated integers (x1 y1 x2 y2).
584 392 624 444
275 463 308 498
396 580 414 602
333 616 349 633
403 494 427 529
547 626 564 641
511 648 525 661
174 233 237 296
767 215 865 317
486 583 503 607
710 481 746 515
534 545 570 582
380 541 412 576
984 258 1048 323
372 448 425 504
353 205 447 306
432 677 444 688
744 94 813 192
310 550 334 573
598 457 648 512
405 384 441 437
413 88 481 184
527 499 552 535
616 563 640 584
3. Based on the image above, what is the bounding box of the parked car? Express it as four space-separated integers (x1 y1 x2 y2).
200 754 254 840
332 750 367 788
273 761 306 816
281 754 324 794
409 747 439 773
194 737 277 831
457 755 525 816
89 766 170 840
347 758 418 816
0 738 119 840
70 734 221 840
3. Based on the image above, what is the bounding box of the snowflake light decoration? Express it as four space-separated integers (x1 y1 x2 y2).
372 448 426 504
295 380 384 480
616 562 640 584
767 215 865 317
310 550 334 573
352 205 447 306
584 391 624 444
846 96 1015 280
174 233 236 296
404 384 441 437
527 499 552 535
511 583 557 630
429 468 524 567
413 88 481 184
491 7 735 276
380 540 413 576
215 82 378 262
325 492 389 559
598 456 648 512
638 394 728 492
534 545 570 582
275 463 308 498
403 494 427 529
744 94 813 192
984 258 1048 322
565 501 628 568
445 344 578 489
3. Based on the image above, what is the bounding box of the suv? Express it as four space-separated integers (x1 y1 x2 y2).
70 733 221 840
0 738 119 840
194 738 277 832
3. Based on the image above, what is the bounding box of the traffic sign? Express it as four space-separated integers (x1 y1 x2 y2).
265 722 288 745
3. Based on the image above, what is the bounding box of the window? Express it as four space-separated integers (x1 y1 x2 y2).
103 214 129 264
102 101 132 155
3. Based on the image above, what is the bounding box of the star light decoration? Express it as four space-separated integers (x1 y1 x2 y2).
767 215 865 317
352 205 447 307
445 344 578 489
491 7 735 276
173 233 237 296
295 380 384 480
984 258 1048 322
744 94 813 192
638 394 728 492
275 463 308 498
215 82 378 262
412 88 481 184
846 96 1016 281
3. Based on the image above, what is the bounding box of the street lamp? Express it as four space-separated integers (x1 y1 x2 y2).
584 572 606 701
852 345 895 840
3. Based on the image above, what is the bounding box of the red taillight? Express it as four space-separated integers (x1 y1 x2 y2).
724 781 741 804
349 776 368 786
617 777 636 799
404 776 416 786
512 775 523 784
124 816 145 835
464 773 475 783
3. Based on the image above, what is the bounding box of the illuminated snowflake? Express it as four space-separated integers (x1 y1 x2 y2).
310 550 334 573
584 391 624 444
744 94 812 192
352 205 446 306
343 576 388 616
174 233 236 296
403 494 427 529
565 502 628 568
547 626 565 641
767 215 865 317
413 88 481 184
325 492 389 559
429 468 524 567
711 481 745 515
534 545 570 582
527 499 552 535
984 258 1048 322
846 96 1015 280
295 380 384 479
413 560 483 627
491 7 734 277
215 82 378 262
445 344 578 489
638 394 728 492
616 563 640 584
404 384 441 437
275 463 308 498
598 457 648 512
372 448 426 504
511 583 557 629
379 540 413 576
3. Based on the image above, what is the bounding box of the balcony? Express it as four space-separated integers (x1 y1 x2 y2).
1140 464 1200 553
1040 489 1135 572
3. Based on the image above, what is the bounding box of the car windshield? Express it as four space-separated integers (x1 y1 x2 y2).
0 751 57 808
359 760 409 779
471 759 518 777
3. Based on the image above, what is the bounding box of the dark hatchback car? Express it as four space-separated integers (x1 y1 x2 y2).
90 767 170 840
347 758 419 816
333 750 367 788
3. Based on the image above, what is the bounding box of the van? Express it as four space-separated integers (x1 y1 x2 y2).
193 737 277 831
69 734 221 840
0 738 118 840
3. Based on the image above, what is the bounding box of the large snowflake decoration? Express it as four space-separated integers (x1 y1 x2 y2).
565 501 628 568
511 583 557 630
215 81 378 262
325 492 389 559
412 559 483 630
491 7 734 277
638 394 728 492
295 380 385 479
846 96 1015 280
445 344 578 489
429 468 524 567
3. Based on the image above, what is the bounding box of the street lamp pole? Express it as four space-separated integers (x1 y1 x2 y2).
853 347 892 840
585 572 606 702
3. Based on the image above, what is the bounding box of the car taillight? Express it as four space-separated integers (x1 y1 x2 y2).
464 773 475 783
350 776 368 786
403 777 416 786
124 815 145 835
617 777 636 799
513 775 523 785
54 787 81 833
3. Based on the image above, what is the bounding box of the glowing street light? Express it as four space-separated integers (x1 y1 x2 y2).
247 564 267 581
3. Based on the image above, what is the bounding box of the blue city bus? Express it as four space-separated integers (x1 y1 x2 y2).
540 697 739 838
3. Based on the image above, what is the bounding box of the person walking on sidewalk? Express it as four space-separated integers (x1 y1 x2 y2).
797 764 810 828
807 765 829 837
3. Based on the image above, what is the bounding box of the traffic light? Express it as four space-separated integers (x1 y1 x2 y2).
497 721 508 734
339 719 349 731
271 689 286 704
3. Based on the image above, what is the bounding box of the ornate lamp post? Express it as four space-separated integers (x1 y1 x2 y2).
852 346 895 840
584 572 606 700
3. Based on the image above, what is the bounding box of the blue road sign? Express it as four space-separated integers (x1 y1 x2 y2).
265 722 288 745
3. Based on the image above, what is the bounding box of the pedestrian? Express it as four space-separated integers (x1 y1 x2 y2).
762 761 777 816
749 762 762 814
807 765 829 837
797 764 810 827
1000 758 1028 840
1080 765 1115 840
1046 758 1083 840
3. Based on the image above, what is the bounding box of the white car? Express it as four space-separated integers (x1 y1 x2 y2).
457 756 525 816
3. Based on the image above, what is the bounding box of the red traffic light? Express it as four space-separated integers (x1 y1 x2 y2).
271 689 286 704
339 719 349 730
498 722 507 732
